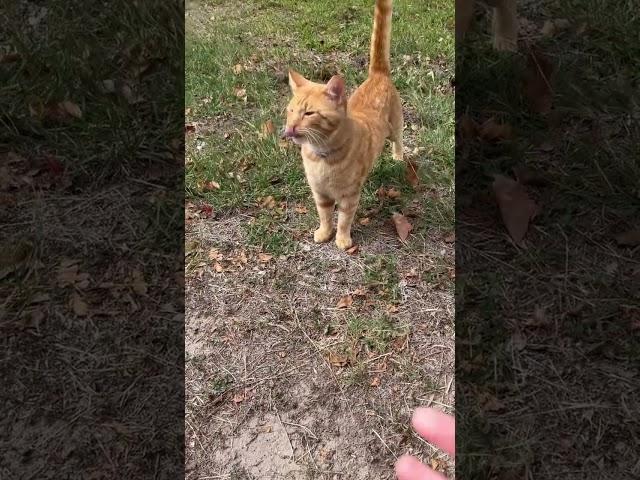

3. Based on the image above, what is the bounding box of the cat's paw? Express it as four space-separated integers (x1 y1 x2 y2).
335 234 353 251
314 227 334 243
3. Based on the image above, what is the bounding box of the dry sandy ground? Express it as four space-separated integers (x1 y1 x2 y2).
185 214 455 479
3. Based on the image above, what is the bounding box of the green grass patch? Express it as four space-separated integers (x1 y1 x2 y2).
363 255 401 302
186 0 454 238
346 314 408 353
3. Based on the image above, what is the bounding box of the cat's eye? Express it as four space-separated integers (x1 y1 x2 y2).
304 111 316 116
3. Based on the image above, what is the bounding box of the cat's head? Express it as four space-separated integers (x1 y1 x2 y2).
283 70 346 145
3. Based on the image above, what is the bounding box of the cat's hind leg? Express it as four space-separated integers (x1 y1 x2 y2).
390 99 404 161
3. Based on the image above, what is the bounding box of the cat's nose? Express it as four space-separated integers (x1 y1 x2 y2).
282 126 297 138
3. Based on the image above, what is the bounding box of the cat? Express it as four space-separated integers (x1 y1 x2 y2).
456 0 518 51
283 0 403 251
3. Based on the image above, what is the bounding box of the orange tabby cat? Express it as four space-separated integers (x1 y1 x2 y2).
284 0 403 250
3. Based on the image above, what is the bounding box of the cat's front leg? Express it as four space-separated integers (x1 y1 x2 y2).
312 192 335 243
335 194 360 250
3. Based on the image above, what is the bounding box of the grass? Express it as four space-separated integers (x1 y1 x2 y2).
456 1 640 478
1 1 184 478
186 0 454 241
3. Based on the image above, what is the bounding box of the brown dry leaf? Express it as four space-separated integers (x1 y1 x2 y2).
131 269 147 295
232 392 245 404
615 229 640 247
443 231 455 243
259 196 276 209
260 119 275 137
208 248 222 261
479 118 513 141
295 204 308 214
70 292 88 316
336 295 353 309
542 18 570 37
386 305 399 314
376 186 387 199
234 87 247 99
524 47 554 114
57 264 80 287
352 287 367 297
392 213 413 242
492 174 539 244
328 352 349 367
258 253 273 263
370 376 380 387
481 393 505 412
387 187 401 199
59 100 82 119
213 262 224 273
359 217 371 226
202 180 220 191
345 245 360 255
458 113 478 140
405 159 420 188
0 52 21 64
233 64 243 74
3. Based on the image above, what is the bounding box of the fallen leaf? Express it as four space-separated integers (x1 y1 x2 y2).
352 287 367 297
387 187 401 199
258 253 273 263
345 245 360 255
201 180 220 191
513 165 548 186
233 64 243 74
443 232 455 243
328 352 349 367
0 52 21 64
376 186 387 199
208 248 222 261
59 100 82 118
524 47 554 114
386 305 399 314
260 119 275 137
405 159 420 188
101 79 116 93
234 87 247 99
370 376 380 387
492 175 539 244
214 263 224 273
232 392 245 403
199 204 214 218
295 204 308 214
392 213 413 242
185 123 196 134
359 217 371 226
615 229 640 247
541 18 570 37
70 292 88 316
336 295 353 309
478 118 513 141
458 113 478 140
131 269 147 295
259 196 276 209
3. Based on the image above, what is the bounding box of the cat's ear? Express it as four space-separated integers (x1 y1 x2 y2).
325 75 345 103
288 70 308 92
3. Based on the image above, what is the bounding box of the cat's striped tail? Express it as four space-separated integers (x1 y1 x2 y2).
369 0 393 76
